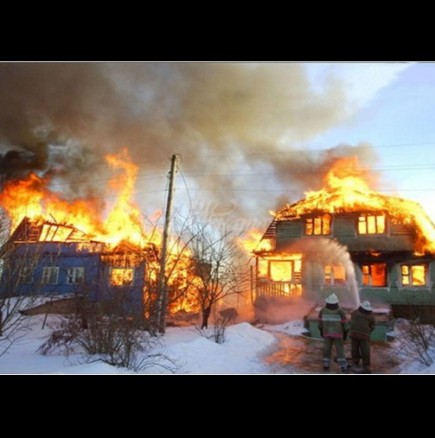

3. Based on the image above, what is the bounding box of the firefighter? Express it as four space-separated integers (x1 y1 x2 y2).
349 300 375 374
318 293 349 372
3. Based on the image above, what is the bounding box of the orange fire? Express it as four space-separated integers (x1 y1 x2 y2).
0 149 200 314
242 156 435 254
238 229 274 253
0 149 154 248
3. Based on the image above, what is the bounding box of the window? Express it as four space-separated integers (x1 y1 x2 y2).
110 268 134 286
66 267 85 284
361 263 387 287
305 215 331 235
41 267 59 284
324 264 346 285
270 261 292 282
358 214 386 234
401 264 427 287
269 259 302 283
19 266 33 284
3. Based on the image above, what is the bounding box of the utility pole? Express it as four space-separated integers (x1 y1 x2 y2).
156 154 178 333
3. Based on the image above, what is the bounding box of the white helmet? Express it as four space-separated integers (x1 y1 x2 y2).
361 300 373 312
325 293 339 304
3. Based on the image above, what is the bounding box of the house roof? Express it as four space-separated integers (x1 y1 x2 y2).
274 188 423 220
5 217 158 260
255 189 435 255
10 217 94 243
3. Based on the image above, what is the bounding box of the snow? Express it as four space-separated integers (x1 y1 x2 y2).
0 317 275 374
158 323 276 374
2 314 435 374
263 320 309 337
373 307 391 314
386 319 435 374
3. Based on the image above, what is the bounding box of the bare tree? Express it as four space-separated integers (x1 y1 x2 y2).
0 216 48 356
185 223 248 332
394 318 435 367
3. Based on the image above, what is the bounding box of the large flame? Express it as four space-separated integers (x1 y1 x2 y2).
241 157 435 254
238 229 273 254
0 149 200 315
0 149 152 248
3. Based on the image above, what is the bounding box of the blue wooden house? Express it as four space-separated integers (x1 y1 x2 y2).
0 218 157 315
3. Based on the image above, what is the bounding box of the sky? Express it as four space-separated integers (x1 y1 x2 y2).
303 62 435 219
0 62 434 230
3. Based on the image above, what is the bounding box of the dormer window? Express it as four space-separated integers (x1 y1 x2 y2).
305 215 331 236
358 213 386 234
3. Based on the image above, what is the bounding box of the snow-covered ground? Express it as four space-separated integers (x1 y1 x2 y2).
0 315 276 374
162 323 275 374
263 320 309 337
1 315 435 374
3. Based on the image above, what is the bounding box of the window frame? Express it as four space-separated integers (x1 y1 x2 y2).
304 215 331 236
361 263 387 287
66 267 85 285
324 264 346 286
18 266 34 284
109 267 134 287
400 263 428 287
357 213 386 235
41 266 59 285
268 259 302 284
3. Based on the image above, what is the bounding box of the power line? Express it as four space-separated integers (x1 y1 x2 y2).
176 161 194 213
40 163 435 186
27 140 435 176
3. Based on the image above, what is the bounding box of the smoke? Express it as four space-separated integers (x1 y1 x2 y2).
282 237 360 308
254 237 360 324
254 297 315 325
268 142 380 211
0 63 381 219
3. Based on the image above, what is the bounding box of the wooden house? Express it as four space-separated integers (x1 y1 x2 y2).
254 188 435 324
0 217 157 315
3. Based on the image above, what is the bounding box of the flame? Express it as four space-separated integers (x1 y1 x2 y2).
0 149 152 248
271 157 435 253
0 148 200 315
238 229 273 254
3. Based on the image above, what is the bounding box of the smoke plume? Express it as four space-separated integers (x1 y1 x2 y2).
0 63 380 220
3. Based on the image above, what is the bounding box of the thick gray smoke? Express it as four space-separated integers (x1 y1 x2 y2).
0 63 378 219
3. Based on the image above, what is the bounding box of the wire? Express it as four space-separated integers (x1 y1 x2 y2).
31 163 435 188
176 161 194 213
21 140 435 177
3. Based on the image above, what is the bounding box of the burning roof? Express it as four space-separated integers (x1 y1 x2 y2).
241 157 435 255
0 149 159 250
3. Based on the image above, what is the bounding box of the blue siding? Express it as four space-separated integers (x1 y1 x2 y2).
0 241 145 315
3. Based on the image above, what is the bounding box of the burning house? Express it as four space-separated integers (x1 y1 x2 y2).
0 150 197 320
252 157 435 330
0 217 155 315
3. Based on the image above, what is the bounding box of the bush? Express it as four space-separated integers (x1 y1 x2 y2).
38 296 177 372
394 318 435 367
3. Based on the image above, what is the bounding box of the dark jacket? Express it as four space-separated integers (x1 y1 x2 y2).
349 307 375 341
318 304 347 339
